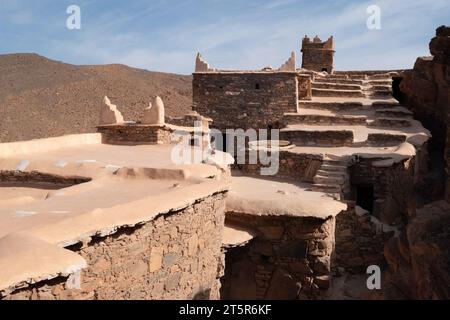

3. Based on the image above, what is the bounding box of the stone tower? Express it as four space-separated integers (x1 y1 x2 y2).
301 35 335 73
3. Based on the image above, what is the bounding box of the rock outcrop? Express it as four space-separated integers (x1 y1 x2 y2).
400 25 450 201
384 201 450 299
384 26 450 300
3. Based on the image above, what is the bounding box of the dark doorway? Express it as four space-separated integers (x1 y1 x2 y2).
356 184 374 213
322 68 328 72
392 76 404 102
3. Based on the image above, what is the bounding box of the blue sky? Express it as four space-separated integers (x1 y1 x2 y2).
0 0 448 74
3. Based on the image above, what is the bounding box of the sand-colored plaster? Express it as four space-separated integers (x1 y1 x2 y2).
222 223 255 247
0 233 86 294
0 134 232 292
226 175 347 218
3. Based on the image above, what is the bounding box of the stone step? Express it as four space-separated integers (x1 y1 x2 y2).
368 118 412 127
369 90 394 98
375 110 412 118
316 169 347 178
299 101 365 111
311 184 342 193
314 78 364 85
313 88 364 98
283 113 367 126
330 73 367 80
371 101 401 109
372 85 392 91
314 175 346 185
369 80 392 86
365 133 407 147
323 159 348 167
312 82 362 90
368 73 392 80
320 164 348 173
280 129 354 147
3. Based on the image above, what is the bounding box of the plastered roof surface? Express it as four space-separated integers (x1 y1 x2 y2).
226 174 347 218
0 134 231 293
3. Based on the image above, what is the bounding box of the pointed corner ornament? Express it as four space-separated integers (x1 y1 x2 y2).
99 96 124 125
143 96 165 125
195 52 215 72
278 51 296 71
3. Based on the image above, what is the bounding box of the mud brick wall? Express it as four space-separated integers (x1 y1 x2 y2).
97 124 173 145
334 203 392 274
4 193 227 300
221 213 336 300
193 72 299 130
235 151 322 182
280 130 354 147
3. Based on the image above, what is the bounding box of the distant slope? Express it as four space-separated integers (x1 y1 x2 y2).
0 53 192 142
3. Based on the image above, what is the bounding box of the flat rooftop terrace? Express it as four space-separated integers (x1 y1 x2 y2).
227 173 347 219
0 134 233 244
0 133 233 294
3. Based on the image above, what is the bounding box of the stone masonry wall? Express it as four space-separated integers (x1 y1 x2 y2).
301 38 334 73
350 157 419 225
193 72 299 130
4 193 227 300
221 213 336 300
334 202 392 274
298 74 312 100
235 151 322 182
280 130 354 147
97 124 173 145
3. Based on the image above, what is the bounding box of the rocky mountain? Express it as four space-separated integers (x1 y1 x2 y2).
0 53 192 143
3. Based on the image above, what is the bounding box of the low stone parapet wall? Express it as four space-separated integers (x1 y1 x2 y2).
235 151 322 182
97 124 173 145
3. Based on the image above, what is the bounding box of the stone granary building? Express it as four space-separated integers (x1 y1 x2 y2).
0 28 449 300
301 35 335 73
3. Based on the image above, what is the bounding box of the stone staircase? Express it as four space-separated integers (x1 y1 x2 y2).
311 157 350 200
311 73 393 99
277 72 425 168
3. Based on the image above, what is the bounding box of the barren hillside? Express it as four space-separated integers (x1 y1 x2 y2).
0 53 192 142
